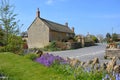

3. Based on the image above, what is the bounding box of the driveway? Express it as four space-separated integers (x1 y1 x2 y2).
49 43 111 63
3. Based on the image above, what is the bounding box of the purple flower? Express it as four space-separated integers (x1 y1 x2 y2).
35 53 67 67
116 74 120 80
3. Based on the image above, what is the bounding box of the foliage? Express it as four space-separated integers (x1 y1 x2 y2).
21 31 27 37
91 35 99 43
96 34 104 43
36 53 120 80
0 52 72 80
1 52 120 80
35 53 66 67
106 33 111 43
44 41 61 51
0 27 4 46
85 34 98 43
52 63 74 75
24 53 38 60
106 33 111 39
52 63 105 80
35 53 106 80
0 0 21 45
0 0 23 54
0 35 23 54
112 33 118 41
85 37 93 42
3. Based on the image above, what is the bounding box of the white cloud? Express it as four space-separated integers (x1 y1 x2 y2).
45 0 66 5
46 0 54 5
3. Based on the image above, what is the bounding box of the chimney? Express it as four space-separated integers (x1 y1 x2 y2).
72 27 74 33
36 8 40 17
65 22 68 27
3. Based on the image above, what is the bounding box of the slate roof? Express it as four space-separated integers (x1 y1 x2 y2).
28 17 74 34
41 18 74 33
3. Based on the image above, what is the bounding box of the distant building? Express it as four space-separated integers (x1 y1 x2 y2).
117 34 120 41
27 8 75 48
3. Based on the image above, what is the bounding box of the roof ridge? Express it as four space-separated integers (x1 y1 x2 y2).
40 18 68 28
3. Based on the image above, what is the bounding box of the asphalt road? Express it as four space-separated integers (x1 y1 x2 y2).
49 43 112 63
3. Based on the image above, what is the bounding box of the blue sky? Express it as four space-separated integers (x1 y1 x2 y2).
12 0 120 36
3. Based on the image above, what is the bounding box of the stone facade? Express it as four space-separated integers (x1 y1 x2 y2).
28 17 49 48
27 8 74 48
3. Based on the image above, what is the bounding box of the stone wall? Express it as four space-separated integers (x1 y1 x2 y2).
105 49 120 58
28 18 49 48
85 42 94 47
66 42 82 49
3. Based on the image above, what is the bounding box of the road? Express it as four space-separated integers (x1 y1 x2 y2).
49 43 109 63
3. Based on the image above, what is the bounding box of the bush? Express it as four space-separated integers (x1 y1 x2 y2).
0 47 5 52
52 63 74 75
24 53 38 60
52 62 104 80
44 41 61 51
0 35 23 54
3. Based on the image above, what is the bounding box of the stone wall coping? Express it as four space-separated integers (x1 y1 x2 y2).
106 49 120 50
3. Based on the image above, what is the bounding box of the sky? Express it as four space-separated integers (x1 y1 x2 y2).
10 0 120 36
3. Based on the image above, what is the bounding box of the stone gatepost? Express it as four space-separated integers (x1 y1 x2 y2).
77 35 81 42
81 36 85 48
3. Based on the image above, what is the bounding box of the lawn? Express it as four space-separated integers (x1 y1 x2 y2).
0 52 73 80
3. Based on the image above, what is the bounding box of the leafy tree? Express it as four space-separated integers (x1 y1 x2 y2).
86 34 98 43
21 31 28 37
91 35 99 43
5 35 23 54
96 34 104 43
0 26 4 46
106 33 111 43
0 0 23 53
106 33 111 39
112 33 118 41
0 0 20 45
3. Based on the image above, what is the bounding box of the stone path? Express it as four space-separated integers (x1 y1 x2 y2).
49 43 120 64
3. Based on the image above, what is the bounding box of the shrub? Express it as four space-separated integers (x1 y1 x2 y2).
44 41 61 51
0 35 23 54
24 53 37 60
0 47 5 52
52 63 74 75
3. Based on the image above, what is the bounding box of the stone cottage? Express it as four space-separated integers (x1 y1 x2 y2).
27 8 75 48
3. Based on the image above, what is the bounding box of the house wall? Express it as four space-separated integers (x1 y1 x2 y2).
28 18 49 48
49 30 72 41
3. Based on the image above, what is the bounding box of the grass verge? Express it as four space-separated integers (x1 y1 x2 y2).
0 52 73 80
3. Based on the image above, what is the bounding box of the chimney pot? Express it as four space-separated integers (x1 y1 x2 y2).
36 8 40 17
72 27 74 33
65 22 68 27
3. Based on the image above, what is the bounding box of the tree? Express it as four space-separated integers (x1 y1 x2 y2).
87 34 98 43
106 33 111 39
21 31 28 37
112 33 118 41
0 0 19 45
0 0 23 53
106 33 111 43
0 26 4 46
96 34 104 43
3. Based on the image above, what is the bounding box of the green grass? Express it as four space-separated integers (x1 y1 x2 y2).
0 52 73 80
